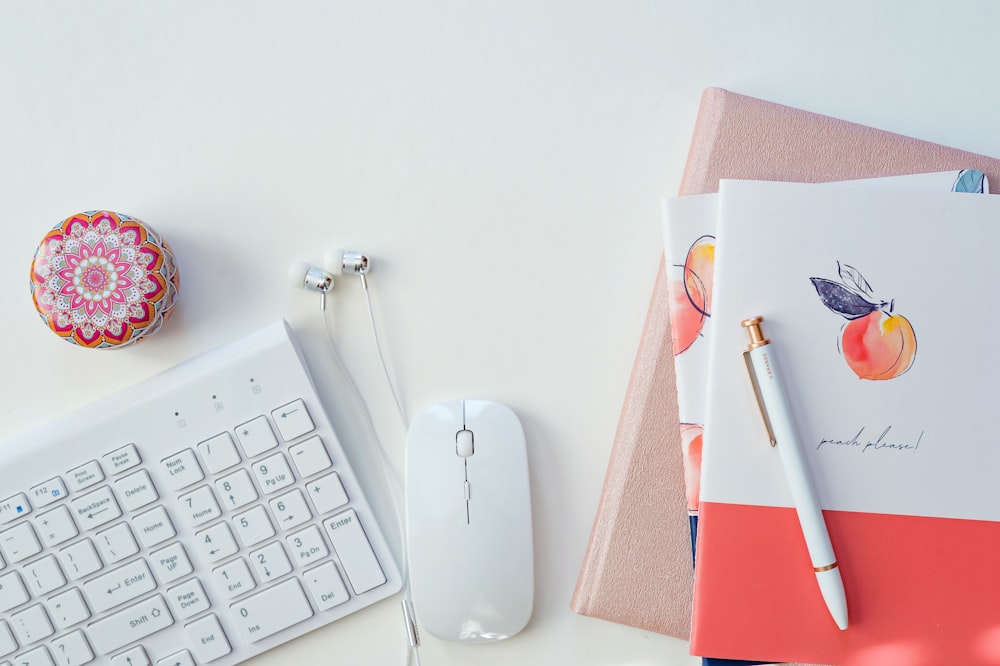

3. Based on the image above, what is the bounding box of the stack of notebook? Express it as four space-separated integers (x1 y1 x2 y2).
571 88 1000 665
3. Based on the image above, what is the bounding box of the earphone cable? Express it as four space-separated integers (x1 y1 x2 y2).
360 275 408 429
320 309 420 665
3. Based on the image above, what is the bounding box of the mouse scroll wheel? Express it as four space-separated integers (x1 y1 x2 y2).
456 429 474 458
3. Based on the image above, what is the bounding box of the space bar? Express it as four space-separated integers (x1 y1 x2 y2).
230 578 314 643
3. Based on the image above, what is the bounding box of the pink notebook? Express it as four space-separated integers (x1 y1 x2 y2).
571 88 1000 647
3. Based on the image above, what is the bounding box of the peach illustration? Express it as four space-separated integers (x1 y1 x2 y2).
811 262 917 381
667 266 705 355
684 235 714 317
667 235 715 355
680 423 703 512
840 310 916 380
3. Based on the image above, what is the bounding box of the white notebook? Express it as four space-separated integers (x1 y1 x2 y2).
690 178 1000 664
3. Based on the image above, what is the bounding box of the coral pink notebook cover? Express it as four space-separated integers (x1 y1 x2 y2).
571 87 1000 646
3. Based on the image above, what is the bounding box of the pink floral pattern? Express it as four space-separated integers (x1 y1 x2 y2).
30 211 179 349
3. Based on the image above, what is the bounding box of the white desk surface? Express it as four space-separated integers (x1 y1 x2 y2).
2 2 999 664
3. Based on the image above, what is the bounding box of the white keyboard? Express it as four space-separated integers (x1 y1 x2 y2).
0 321 401 666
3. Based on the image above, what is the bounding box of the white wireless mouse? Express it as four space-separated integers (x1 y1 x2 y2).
405 399 534 642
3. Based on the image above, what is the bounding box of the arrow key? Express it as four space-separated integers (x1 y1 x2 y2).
248 541 291 584
111 645 150 666
194 523 238 564
271 399 314 441
155 649 194 666
215 469 258 510
268 489 311 531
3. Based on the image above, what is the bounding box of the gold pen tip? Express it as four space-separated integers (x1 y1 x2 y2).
741 316 770 349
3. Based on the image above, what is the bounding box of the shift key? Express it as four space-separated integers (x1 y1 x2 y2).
89 594 174 654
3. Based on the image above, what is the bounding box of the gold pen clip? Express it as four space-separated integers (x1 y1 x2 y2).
742 316 777 447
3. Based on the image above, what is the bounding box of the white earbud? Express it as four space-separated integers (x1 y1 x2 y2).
288 259 335 309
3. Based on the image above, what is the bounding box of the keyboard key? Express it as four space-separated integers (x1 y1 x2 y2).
13 646 53 666
0 571 29 612
232 506 274 548
248 542 292 584
0 621 14 658
1 523 42 564
197 433 241 475
185 614 231 663
35 506 79 549
110 646 149 666
102 444 141 475
165 578 210 620
69 486 121 531
160 450 204 491
149 542 193 584
178 486 221 526
229 578 313 644
251 452 294 495
288 436 332 478
271 399 315 441
95 523 139 564
0 495 31 525
88 595 174 654
48 587 91 629
84 559 156 613
215 470 258 511
303 561 350 610
29 479 67 508
11 603 54 644
324 510 386 594
194 523 238 563
115 470 158 511
234 416 278 458
22 555 65 596
286 525 329 567
132 506 176 549
269 489 311 531
156 650 193 666
306 473 349 515
214 559 255 598
49 630 93 666
57 540 101 580
65 462 104 493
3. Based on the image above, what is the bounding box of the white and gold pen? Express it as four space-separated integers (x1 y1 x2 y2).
742 315 848 631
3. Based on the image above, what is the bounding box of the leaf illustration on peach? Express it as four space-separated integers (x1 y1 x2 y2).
809 278 879 320
810 262 916 381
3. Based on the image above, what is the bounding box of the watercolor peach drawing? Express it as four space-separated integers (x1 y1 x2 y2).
810 262 916 381
680 423 704 513
667 235 715 355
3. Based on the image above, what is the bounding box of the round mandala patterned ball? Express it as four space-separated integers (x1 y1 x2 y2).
29 211 180 349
